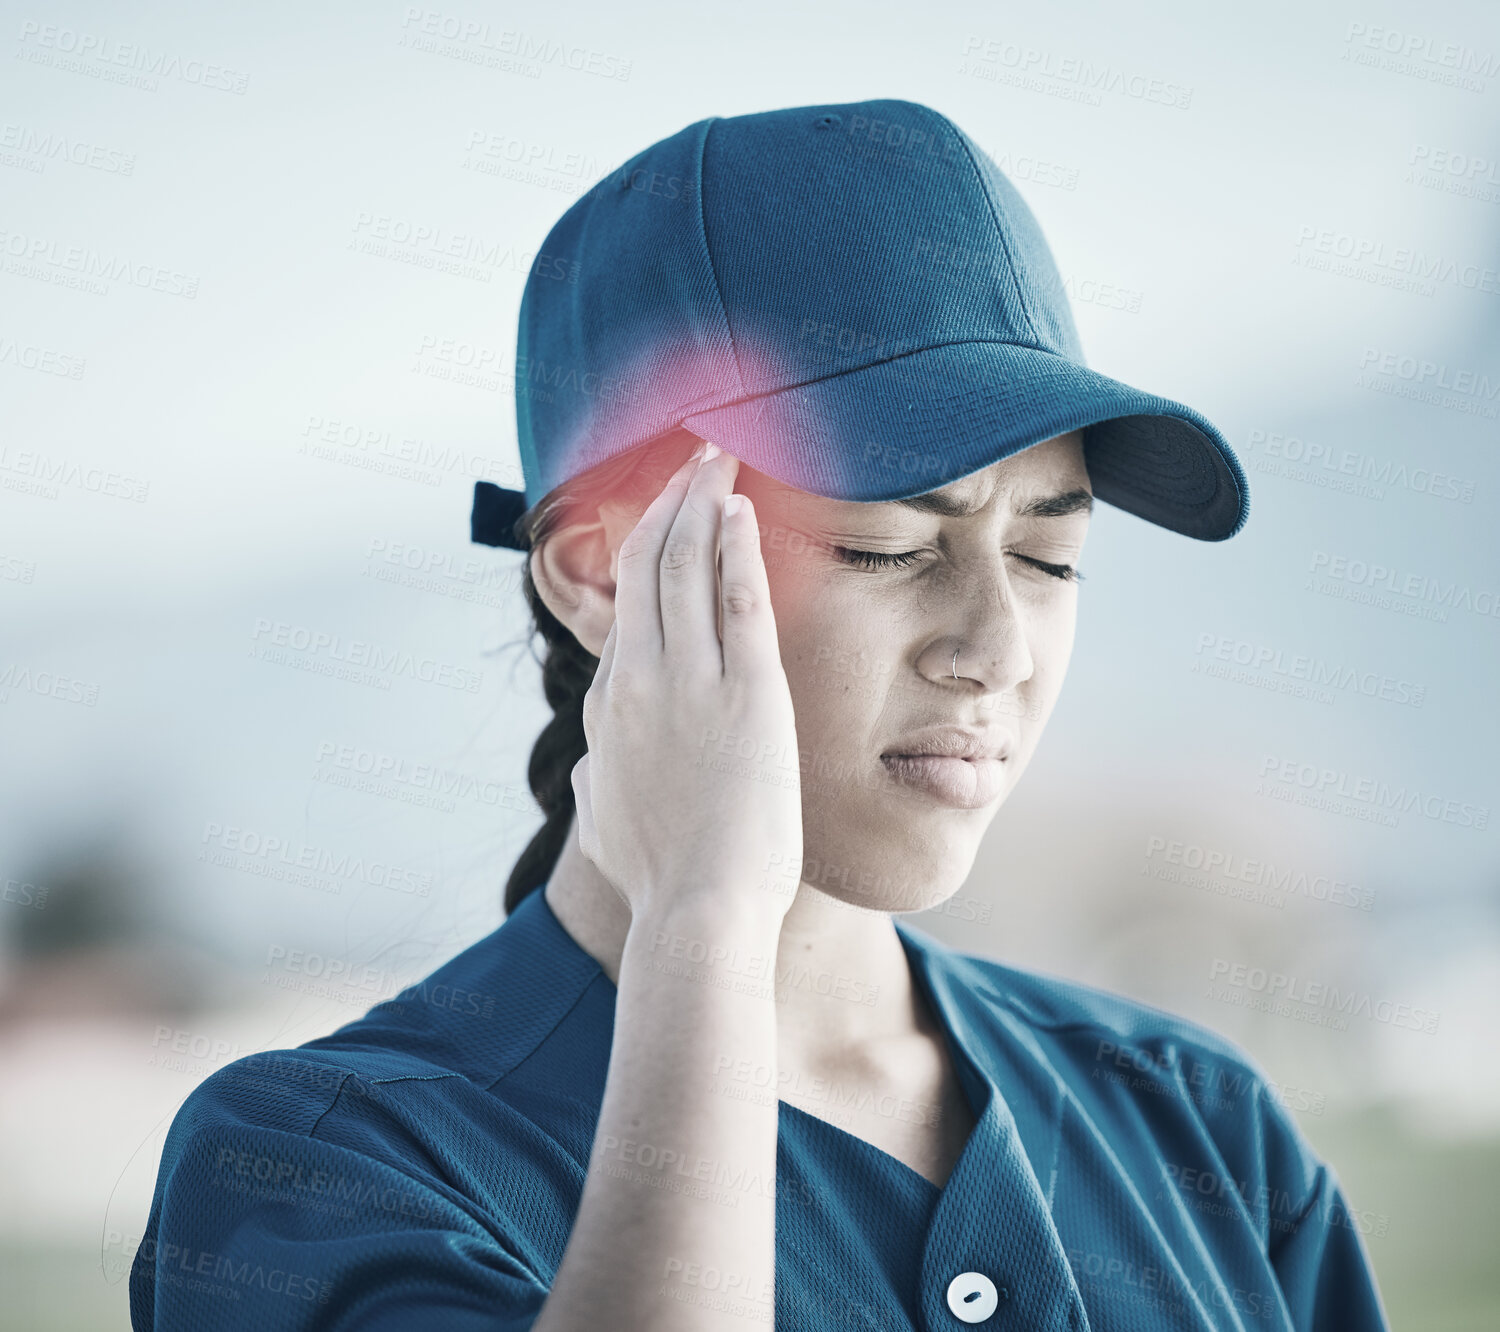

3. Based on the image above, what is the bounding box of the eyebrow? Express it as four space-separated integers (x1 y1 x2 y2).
892 487 1095 519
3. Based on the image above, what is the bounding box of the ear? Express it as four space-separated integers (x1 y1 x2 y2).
528 500 639 657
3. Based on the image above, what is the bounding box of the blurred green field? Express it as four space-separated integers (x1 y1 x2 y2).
1297 1105 1500 1332
4 1104 1493 1331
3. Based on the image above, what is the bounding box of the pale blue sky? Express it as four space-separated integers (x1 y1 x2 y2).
2 0 1497 1128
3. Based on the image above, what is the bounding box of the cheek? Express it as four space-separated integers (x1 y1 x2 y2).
1023 588 1074 639
1035 594 1079 669
771 580 901 740
1009 600 1078 733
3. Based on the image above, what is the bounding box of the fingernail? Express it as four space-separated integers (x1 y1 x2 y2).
723 493 745 518
700 442 722 464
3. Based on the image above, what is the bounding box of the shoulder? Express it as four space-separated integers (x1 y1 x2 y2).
907 918 1260 1069
902 921 1328 1213
166 1046 374 1143
132 1027 567 1327
997 956 1257 1068
167 895 611 1169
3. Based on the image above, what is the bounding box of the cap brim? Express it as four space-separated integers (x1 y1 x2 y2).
679 342 1250 541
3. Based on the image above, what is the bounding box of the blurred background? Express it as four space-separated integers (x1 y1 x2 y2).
1 0 1497 1326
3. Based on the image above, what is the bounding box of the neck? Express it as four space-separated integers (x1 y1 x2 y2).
541 816 928 1065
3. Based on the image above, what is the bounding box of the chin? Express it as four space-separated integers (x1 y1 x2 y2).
810 878 974 918
795 831 982 917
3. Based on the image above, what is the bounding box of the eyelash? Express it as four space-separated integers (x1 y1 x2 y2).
831 546 1084 583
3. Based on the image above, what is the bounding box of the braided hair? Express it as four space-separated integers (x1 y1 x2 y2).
502 430 703 913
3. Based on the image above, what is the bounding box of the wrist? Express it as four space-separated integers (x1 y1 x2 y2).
625 889 788 957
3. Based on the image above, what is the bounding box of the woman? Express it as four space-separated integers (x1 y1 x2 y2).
132 99 1388 1329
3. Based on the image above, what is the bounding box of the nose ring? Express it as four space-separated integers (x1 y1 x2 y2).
952 649 960 680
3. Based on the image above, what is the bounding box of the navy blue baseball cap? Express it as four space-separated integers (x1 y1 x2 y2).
471 97 1249 551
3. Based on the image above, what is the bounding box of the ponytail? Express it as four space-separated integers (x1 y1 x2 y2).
501 430 701 913
501 562 596 913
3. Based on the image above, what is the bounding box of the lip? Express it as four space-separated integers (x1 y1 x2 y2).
880 726 1012 763
878 726 1012 810
880 755 1007 809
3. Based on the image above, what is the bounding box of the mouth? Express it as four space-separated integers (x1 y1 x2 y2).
879 754 1007 810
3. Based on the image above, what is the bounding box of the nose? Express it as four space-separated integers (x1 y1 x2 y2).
918 557 1036 697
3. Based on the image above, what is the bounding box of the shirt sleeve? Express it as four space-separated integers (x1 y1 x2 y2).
130 1119 551 1331
1266 1145 1390 1331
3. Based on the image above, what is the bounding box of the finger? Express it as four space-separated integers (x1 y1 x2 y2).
581 618 616 746
570 754 600 867
659 443 741 665
595 616 618 682
612 445 704 658
716 491 782 681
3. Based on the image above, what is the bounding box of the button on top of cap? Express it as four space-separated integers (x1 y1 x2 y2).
945 1271 1000 1323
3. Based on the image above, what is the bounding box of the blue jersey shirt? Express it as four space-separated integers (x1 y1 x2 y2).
130 886 1389 1330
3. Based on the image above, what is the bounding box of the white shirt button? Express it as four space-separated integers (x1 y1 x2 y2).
946 1271 999 1322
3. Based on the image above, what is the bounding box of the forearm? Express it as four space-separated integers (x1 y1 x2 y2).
533 895 784 1332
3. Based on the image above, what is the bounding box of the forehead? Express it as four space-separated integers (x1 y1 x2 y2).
759 430 1090 521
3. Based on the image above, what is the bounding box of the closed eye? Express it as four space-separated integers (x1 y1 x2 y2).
1015 555 1083 583
831 546 1083 582
830 546 925 571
